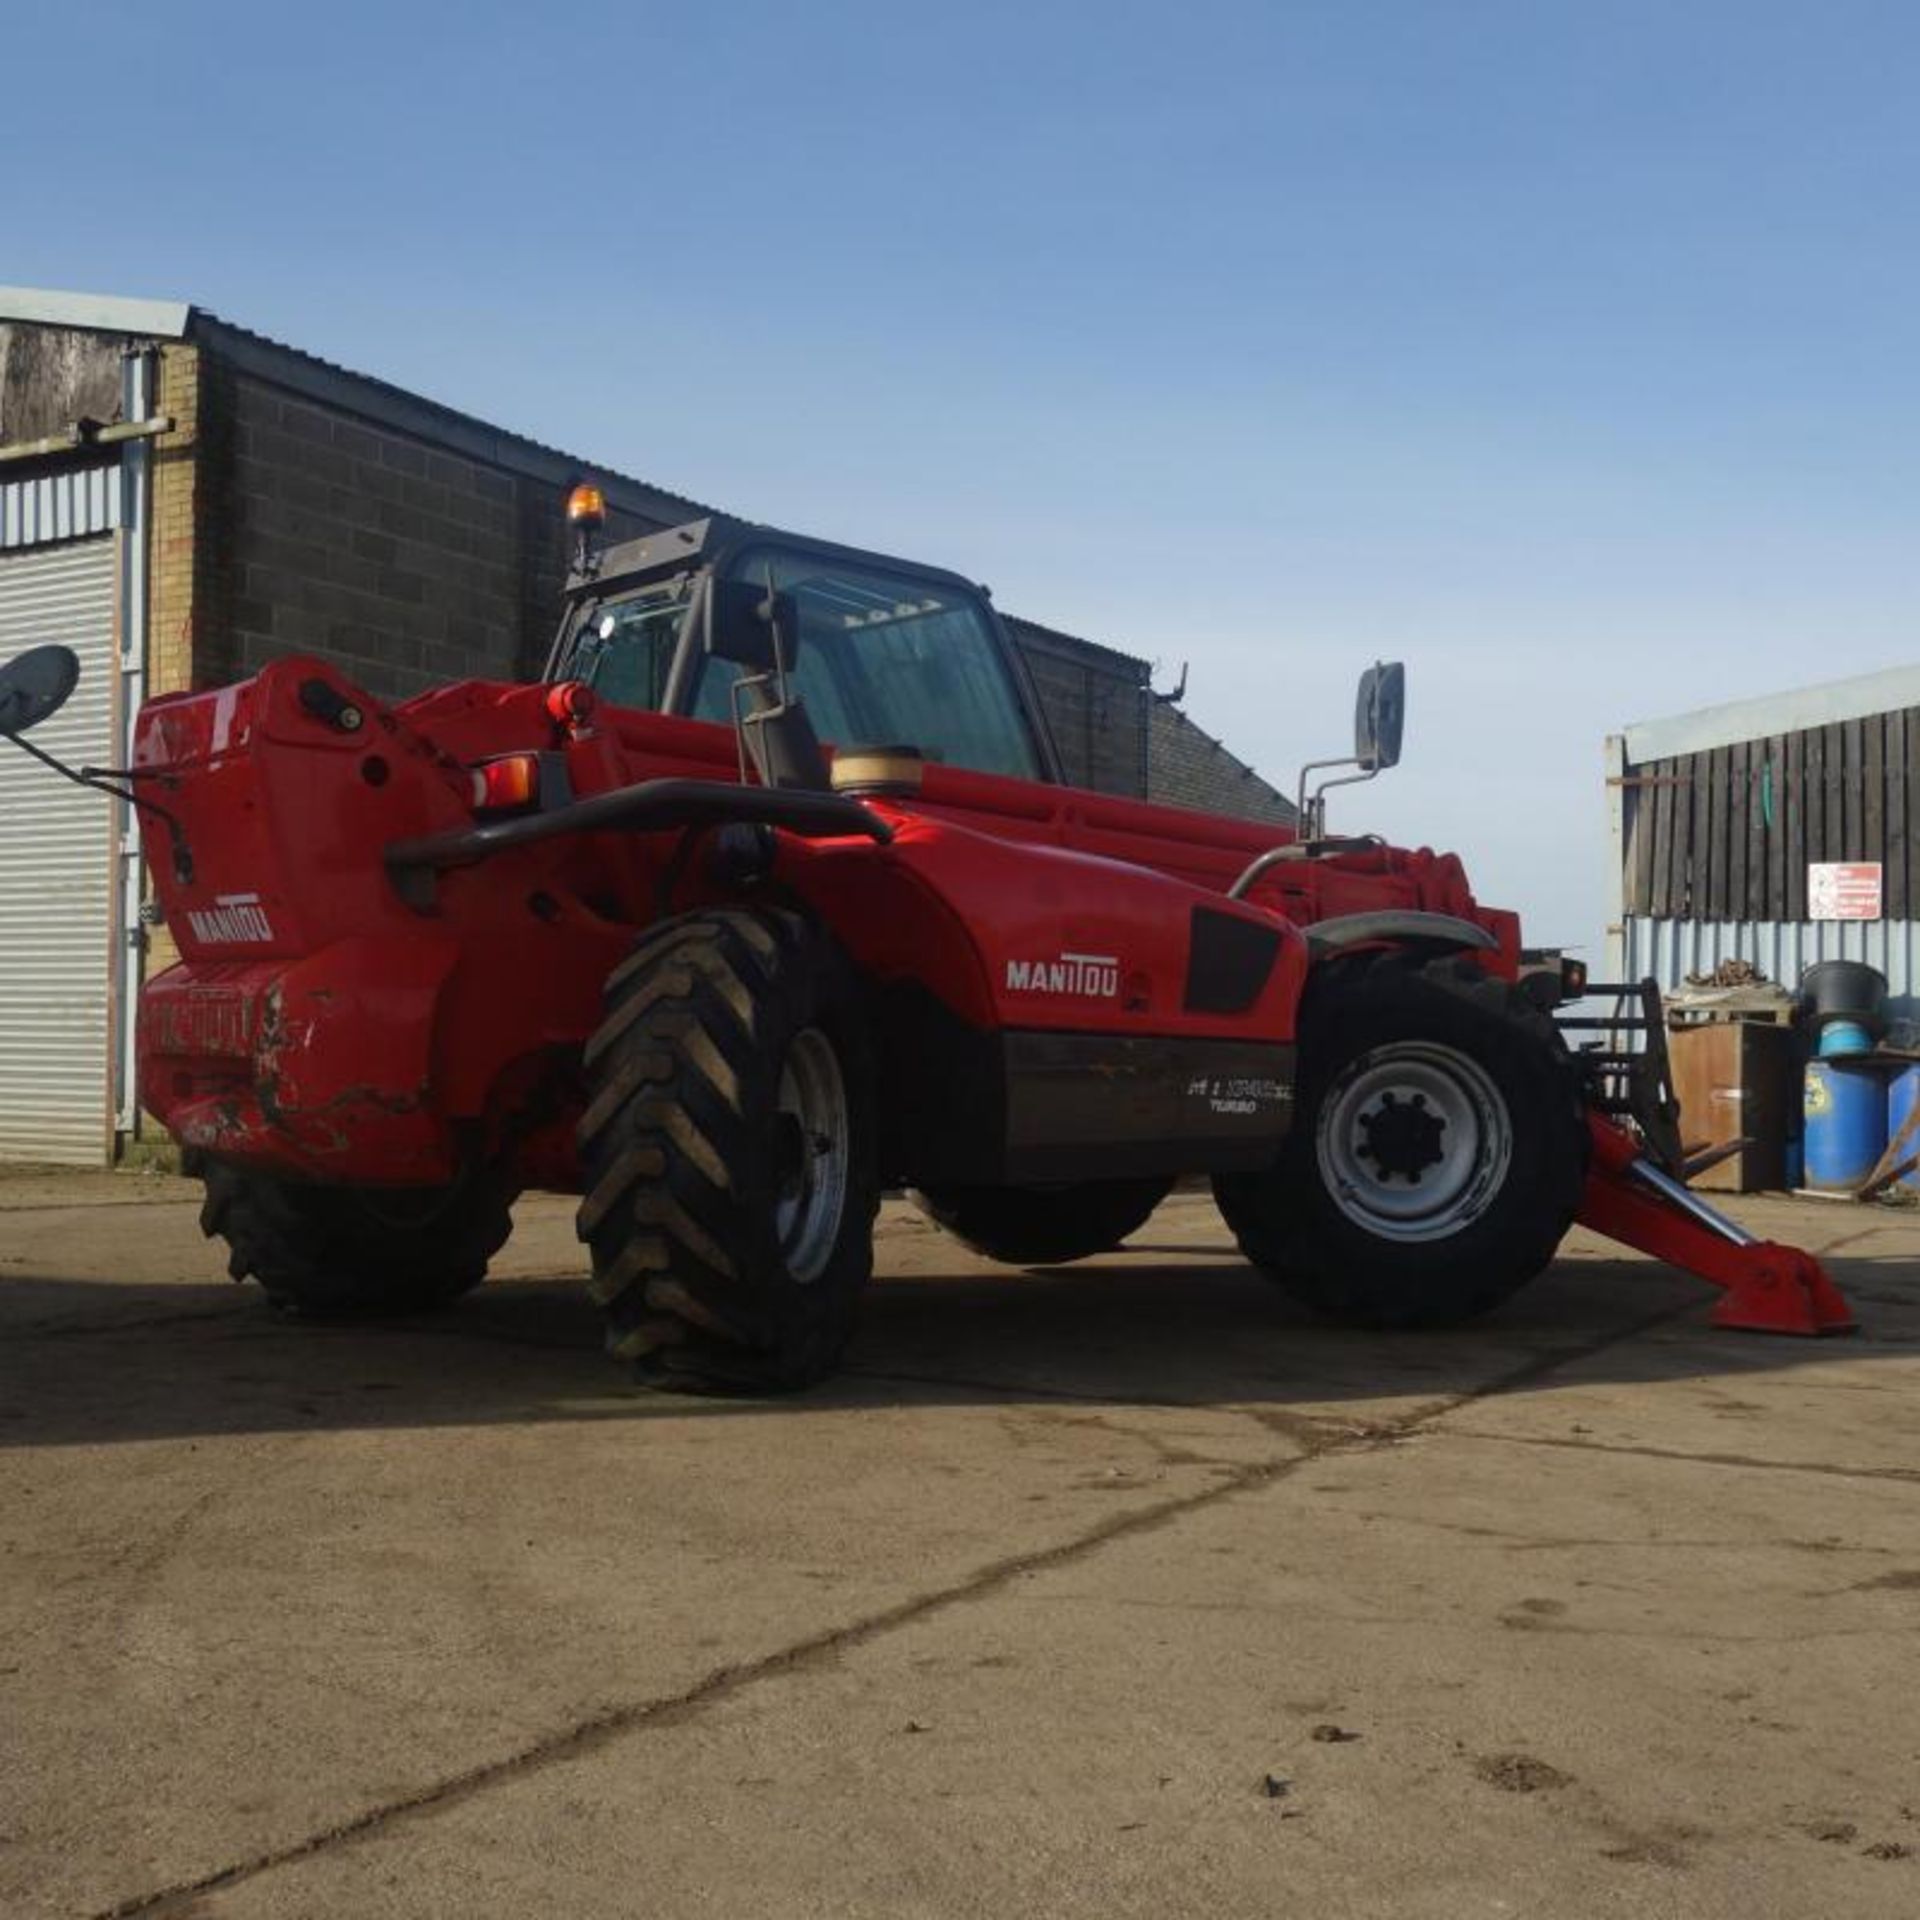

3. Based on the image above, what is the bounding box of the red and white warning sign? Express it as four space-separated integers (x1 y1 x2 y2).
1809 862 1883 921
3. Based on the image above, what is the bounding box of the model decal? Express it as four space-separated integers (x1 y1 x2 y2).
1186 1073 1291 1117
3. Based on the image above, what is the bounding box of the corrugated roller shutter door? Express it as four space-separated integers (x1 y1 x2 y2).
0 538 117 1163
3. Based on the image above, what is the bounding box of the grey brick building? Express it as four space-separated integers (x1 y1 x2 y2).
1148 696 1295 824
0 284 1292 1162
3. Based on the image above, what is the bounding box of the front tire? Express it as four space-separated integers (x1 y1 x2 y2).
1214 956 1587 1326
910 1178 1171 1265
576 907 878 1393
195 1156 515 1315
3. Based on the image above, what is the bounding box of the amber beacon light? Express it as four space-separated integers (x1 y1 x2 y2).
567 483 607 570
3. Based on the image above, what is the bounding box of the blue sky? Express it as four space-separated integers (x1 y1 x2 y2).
9 1 1919 960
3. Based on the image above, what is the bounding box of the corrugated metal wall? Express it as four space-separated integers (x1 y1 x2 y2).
0 537 118 1162
0 464 120 550
1622 917 1920 1031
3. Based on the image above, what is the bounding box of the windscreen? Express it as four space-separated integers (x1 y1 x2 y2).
692 549 1044 780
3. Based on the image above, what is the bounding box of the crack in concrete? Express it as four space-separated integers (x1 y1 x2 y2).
94 1298 1693 1919
1444 1427 1920 1485
844 1364 1367 1451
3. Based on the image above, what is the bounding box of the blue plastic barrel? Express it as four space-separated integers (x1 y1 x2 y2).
1888 1066 1920 1193
1804 1062 1886 1191
1817 1019 1874 1059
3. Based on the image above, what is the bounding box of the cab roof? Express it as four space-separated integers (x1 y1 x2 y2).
566 517 993 606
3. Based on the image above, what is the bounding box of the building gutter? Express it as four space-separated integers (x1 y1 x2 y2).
111 346 156 1138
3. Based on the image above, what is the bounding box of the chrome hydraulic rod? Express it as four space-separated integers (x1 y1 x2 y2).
1626 1157 1758 1248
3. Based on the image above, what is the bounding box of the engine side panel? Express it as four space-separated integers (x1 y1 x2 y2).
781 810 1307 1183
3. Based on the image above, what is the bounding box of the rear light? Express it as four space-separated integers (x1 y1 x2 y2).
469 753 543 814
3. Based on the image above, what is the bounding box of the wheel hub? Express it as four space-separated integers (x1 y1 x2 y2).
1316 1041 1514 1243
1355 1091 1448 1182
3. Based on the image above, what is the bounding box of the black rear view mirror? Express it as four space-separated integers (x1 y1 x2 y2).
706 577 799 675
1354 661 1406 771
0 645 80 738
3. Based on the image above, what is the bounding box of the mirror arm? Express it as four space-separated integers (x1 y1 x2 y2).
1294 753 1379 839
1295 757 1381 841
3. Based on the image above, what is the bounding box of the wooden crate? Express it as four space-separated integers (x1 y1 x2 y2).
1668 1021 1797 1192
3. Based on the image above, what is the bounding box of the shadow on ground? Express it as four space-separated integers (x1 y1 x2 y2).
4 1224 1916 1450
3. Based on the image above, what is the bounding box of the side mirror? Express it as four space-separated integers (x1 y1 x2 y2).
706 576 799 674
0 645 80 738
1354 661 1405 771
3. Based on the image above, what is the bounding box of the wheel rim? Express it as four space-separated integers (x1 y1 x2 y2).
1315 1041 1513 1243
773 1027 851 1284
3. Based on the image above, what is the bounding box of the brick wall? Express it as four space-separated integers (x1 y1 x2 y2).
1147 697 1295 825
1004 617 1148 797
202 373 523 701
158 332 1291 830
147 344 201 699
189 362 681 703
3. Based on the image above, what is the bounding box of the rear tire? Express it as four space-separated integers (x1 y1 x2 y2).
576 907 878 1393
196 1156 515 1315
910 1178 1171 1265
1213 955 1587 1327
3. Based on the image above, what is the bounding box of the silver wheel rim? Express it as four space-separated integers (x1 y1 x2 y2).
774 1027 851 1285
1315 1041 1513 1243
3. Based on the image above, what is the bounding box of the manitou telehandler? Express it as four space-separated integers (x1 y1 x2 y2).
0 495 1850 1389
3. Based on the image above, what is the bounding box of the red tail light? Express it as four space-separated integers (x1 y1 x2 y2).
469 753 543 814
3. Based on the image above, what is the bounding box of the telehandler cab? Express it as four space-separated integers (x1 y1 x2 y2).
0 499 1850 1389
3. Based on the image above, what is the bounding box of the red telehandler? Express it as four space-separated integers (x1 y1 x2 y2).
0 498 1850 1389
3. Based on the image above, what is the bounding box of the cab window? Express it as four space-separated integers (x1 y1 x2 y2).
691 549 1043 780
570 583 692 709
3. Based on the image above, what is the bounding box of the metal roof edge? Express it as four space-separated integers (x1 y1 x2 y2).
1623 658 1920 764
0 286 192 339
1001 612 1150 679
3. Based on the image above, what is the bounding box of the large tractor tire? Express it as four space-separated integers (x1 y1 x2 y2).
576 907 878 1394
195 1156 515 1315
910 1178 1171 1265
1214 954 1587 1327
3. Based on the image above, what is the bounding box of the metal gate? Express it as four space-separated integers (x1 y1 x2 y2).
0 537 118 1162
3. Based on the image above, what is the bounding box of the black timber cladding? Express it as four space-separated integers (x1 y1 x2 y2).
1623 709 1918 922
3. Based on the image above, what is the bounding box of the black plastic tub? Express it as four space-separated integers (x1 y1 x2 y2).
1799 959 1889 1039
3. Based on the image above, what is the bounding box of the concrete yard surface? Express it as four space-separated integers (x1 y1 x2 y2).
2 1175 1917 1917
